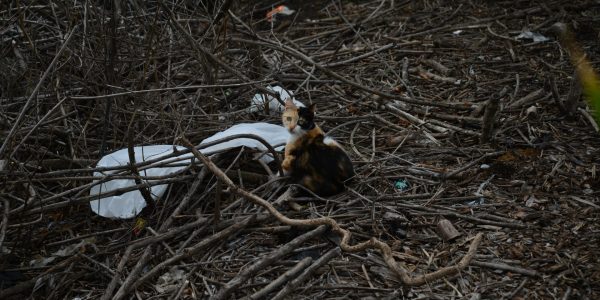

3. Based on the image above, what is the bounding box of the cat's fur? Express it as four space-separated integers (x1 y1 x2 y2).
281 99 354 196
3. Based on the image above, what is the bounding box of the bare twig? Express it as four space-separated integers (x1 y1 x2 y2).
213 226 327 300
271 247 342 300
481 87 507 143
0 25 78 158
179 136 484 287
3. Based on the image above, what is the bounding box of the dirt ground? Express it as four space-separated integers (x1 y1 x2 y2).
1 0 600 299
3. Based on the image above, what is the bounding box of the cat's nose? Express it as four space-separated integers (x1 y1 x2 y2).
289 125 296 131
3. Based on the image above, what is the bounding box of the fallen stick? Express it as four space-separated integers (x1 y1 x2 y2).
579 107 600 132
421 59 451 76
120 215 257 298
0 25 79 159
471 260 539 277
271 247 342 300
179 136 484 287
244 256 313 300
507 88 544 109
480 87 507 143
213 226 327 300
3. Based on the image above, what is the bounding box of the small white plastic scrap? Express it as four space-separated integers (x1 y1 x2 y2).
266 5 295 22
249 85 305 113
516 30 550 43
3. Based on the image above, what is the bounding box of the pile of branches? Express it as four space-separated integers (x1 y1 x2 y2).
1 0 600 299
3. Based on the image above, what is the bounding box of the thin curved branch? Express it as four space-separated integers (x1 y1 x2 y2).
179 136 483 286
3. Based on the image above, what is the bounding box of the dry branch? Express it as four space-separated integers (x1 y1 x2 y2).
481 87 507 143
179 136 484 287
245 256 313 300
1 2 596 299
0 25 78 159
271 247 342 300
213 225 327 300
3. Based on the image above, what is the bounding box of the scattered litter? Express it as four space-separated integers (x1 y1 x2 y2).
133 218 146 236
200 123 289 159
89 145 190 219
89 123 290 219
525 195 539 208
469 175 494 206
480 164 490 169
156 267 186 294
266 5 295 22
249 85 305 113
452 30 463 35
469 65 476 75
515 30 550 43
467 198 485 206
394 179 409 190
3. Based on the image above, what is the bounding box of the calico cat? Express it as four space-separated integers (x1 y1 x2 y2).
281 98 354 196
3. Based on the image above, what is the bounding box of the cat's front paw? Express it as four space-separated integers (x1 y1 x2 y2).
281 156 294 170
277 168 291 177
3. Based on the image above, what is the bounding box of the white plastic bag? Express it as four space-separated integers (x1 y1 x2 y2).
249 85 305 113
89 123 290 219
89 145 190 219
201 123 289 158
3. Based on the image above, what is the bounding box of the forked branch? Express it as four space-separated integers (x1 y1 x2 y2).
178 136 483 286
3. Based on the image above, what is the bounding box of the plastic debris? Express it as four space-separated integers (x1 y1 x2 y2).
266 5 295 22
525 195 539 207
452 30 463 35
200 123 289 159
467 198 485 206
469 175 494 206
480 164 490 169
394 179 409 190
249 85 305 113
89 145 190 219
516 30 550 43
89 123 290 219
133 217 146 236
156 267 186 294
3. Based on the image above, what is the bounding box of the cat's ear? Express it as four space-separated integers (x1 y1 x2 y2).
308 103 316 114
284 98 295 109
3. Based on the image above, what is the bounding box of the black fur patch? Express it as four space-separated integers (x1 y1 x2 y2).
288 133 354 196
297 107 315 130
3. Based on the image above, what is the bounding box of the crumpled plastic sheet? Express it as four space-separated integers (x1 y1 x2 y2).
89 123 290 219
249 85 305 113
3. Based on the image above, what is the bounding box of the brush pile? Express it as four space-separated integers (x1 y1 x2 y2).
1 0 600 299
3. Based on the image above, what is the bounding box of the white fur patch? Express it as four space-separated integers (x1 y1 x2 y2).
287 127 304 144
323 136 339 146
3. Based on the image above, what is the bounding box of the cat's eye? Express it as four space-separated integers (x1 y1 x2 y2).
286 117 292 121
298 118 305 123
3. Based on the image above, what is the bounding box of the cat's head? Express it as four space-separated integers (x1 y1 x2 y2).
282 98 316 134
